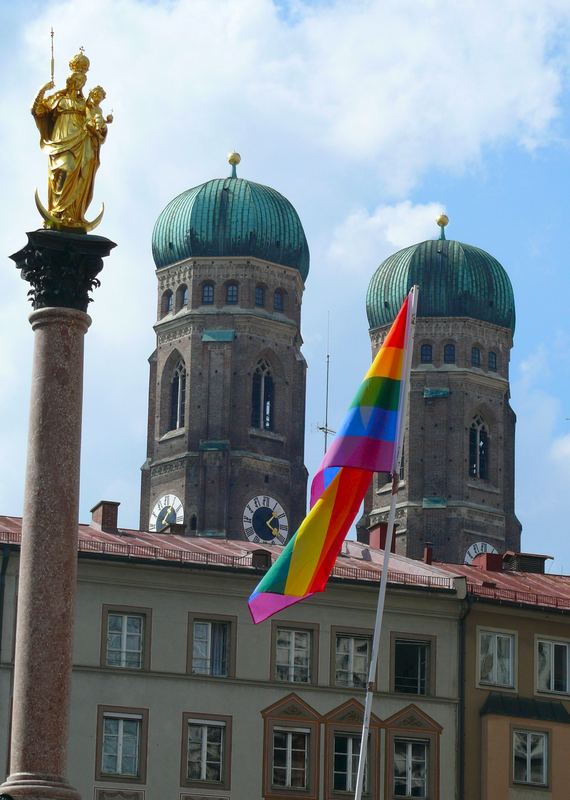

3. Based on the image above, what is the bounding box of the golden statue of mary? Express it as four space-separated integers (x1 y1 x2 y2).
32 49 112 232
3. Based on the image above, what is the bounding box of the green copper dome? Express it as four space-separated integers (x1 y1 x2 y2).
366 231 515 332
152 162 309 280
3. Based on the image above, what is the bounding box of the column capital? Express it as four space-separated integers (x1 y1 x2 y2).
10 229 116 312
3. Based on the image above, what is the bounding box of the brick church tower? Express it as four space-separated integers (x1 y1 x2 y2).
363 216 521 564
140 154 309 541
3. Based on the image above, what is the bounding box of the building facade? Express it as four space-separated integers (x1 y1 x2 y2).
364 220 521 564
140 155 309 542
440 552 570 800
0 513 463 799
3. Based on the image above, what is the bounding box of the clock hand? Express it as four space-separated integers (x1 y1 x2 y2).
266 513 278 531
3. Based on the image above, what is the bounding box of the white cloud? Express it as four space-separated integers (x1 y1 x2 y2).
2 0 570 530
327 200 444 274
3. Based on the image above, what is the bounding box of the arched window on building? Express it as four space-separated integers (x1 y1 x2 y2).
161 289 173 317
251 359 274 431
471 347 481 367
190 514 197 532
201 282 215 305
443 343 455 364
488 351 497 371
169 361 187 431
469 415 489 479
273 289 284 312
420 344 433 364
176 284 189 311
226 282 238 304
255 285 265 307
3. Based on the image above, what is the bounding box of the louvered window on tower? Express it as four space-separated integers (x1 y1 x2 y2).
469 415 489 479
251 360 274 431
170 362 187 430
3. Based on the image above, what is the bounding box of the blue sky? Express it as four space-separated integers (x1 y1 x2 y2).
1 0 570 568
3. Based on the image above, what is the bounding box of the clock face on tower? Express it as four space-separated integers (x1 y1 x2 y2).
243 495 288 545
149 494 184 532
464 541 498 565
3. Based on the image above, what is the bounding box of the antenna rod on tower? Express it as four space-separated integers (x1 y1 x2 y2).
317 312 335 453
324 315 331 453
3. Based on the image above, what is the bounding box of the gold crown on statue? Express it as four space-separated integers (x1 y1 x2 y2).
69 48 90 74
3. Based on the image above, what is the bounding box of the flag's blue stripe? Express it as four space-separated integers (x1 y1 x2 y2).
336 406 398 441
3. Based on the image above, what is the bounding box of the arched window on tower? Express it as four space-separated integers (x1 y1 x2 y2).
471 347 481 367
161 289 173 317
175 284 189 311
255 285 265 307
443 343 456 364
469 415 489 479
488 351 497 371
226 282 239 304
273 289 284 312
202 282 215 305
420 343 433 364
169 361 187 431
251 359 274 431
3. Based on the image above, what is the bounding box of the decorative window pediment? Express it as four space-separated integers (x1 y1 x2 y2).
324 698 381 727
261 692 320 722
384 703 442 733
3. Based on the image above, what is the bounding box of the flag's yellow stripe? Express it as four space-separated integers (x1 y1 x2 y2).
284 478 339 595
365 346 403 381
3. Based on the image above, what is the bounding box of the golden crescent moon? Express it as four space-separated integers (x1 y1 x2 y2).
34 189 104 233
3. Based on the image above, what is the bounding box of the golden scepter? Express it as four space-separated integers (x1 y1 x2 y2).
50 27 54 83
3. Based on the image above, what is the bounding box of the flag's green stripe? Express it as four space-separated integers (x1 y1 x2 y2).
253 533 296 595
350 376 401 411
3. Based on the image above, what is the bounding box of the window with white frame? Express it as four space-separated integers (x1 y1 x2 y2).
272 727 309 789
275 628 312 683
335 633 371 688
192 620 229 676
393 738 428 798
394 639 430 695
469 415 489 479
187 719 225 783
479 630 515 687
169 360 186 431
513 730 547 786
101 713 142 777
537 639 569 694
333 733 366 793
251 359 274 430
106 612 144 669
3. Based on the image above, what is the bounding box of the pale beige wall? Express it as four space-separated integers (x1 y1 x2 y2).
2 555 461 799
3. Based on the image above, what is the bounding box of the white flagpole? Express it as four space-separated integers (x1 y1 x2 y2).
353 285 418 800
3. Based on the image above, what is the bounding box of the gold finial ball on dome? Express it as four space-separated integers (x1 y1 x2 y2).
228 151 241 166
436 213 449 228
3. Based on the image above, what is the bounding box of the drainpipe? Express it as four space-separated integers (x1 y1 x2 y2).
0 544 10 663
458 595 471 800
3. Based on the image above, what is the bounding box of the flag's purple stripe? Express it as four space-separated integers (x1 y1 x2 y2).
248 590 312 624
336 406 398 442
323 435 396 473
310 466 340 508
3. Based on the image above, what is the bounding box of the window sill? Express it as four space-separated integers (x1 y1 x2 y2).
478 681 516 692
249 427 285 443
159 427 185 442
467 481 499 494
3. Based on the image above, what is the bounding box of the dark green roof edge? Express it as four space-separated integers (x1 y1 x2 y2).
366 238 515 332
152 176 310 280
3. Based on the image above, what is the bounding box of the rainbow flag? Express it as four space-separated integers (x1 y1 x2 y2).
248 289 414 624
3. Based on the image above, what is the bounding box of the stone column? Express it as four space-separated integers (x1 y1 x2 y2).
0 229 115 800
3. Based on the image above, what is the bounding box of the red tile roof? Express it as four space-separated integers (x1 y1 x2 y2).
437 561 570 610
0 515 454 592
